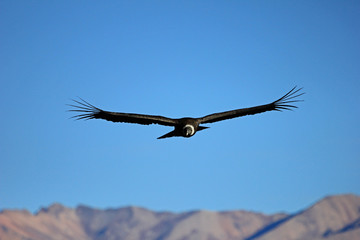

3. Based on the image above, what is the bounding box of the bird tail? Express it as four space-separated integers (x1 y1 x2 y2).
157 130 178 139
198 126 209 131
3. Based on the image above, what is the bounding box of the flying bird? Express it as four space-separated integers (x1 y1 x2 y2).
69 86 304 139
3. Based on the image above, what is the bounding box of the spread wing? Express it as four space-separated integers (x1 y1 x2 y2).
199 86 304 124
68 98 177 127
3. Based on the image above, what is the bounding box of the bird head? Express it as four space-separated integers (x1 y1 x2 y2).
183 125 195 137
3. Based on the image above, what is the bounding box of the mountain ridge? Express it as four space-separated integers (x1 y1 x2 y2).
1 194 359 240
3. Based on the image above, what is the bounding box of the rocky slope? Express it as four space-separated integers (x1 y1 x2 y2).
0 194 359 240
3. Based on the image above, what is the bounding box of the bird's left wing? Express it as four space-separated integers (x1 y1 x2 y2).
68 98 177 126
199 86 304 124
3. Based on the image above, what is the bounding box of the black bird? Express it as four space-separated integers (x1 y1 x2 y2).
69 86 304 139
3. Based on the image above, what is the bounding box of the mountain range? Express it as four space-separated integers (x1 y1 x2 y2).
0 194 359 240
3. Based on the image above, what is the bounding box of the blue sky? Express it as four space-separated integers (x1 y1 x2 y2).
1 1 359 214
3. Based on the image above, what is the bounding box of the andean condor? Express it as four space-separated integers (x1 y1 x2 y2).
69 86 304 139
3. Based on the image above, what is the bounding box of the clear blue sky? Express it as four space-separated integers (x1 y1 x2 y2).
1 1 359 214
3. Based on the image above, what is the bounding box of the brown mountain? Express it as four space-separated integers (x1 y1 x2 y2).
0 194 359 240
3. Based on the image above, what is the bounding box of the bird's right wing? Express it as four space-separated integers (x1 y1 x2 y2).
68 98 177 127
199 86 304 124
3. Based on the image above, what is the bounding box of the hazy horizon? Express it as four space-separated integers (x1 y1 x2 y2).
1 1 359 214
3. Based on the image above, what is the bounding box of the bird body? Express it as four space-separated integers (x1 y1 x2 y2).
156 118 209 139
69 86 304 139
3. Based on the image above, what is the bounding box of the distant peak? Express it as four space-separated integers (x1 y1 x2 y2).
312 194 360 209
37 203 68 216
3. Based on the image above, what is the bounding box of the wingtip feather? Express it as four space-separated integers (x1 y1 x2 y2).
274 86 304 111
68 98 101 121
